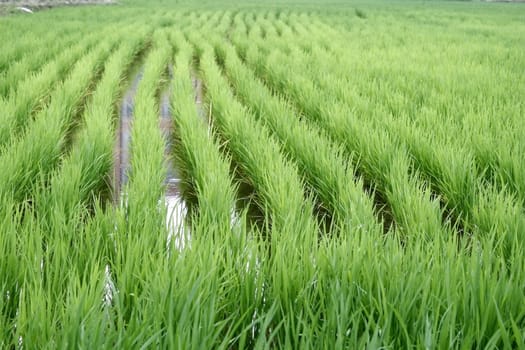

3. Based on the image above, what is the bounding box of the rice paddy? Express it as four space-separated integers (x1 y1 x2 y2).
1 0 525 348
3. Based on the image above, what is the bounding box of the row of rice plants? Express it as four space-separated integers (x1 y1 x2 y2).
289 11 524 194
0 32 122 206
177 11 225 47
270 17 482 214
7 33 147 347
0 18 74 72
274 16 525 253
233 12 525 347
0 26 114 150
317 14 525 203
232 11 246 38
195 38 330 343
186 16 523 348
1 201 124 346
0 28 84 97
0 22 140 344
234 22 449 242
195 38 318 239
89 26 258 348
1 4 524 348
271 11 498 214
251 10 525 341
194 9 232 37
170 32 236 234
110 21 266 346
166 33 267 348
214 39 382 236
304 13 525 199
4 25 166 348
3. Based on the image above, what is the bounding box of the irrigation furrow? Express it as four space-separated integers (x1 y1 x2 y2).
114 68 143 203
160 78 189 251
191 70 207 123
111 32 172 325
37 35 146 224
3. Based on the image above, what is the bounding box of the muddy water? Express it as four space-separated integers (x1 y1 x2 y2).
114 69 143 204
160 89 189 252
105 70 144 311
192 72 207 124
103 264 115 307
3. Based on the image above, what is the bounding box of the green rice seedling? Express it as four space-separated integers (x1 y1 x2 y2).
0 27 52 72
228 12 525 346
167 34 271 347
293 13 525 197
183 10 231 38
0 196 24 346
232 11 247 38
295 43 478 218
0 32 134 344
126 215 265 348
12 205 122 347
221 31 523 344
170 11 218 44
218 10 234 35
246 14 263 41
300 16 525 202
257 13 280 39
273 14 295 37
274 10 520 216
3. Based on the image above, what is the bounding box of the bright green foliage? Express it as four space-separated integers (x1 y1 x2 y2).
214 39 381 237
1 1 525 348
0 28 105 150
170 32 237 233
